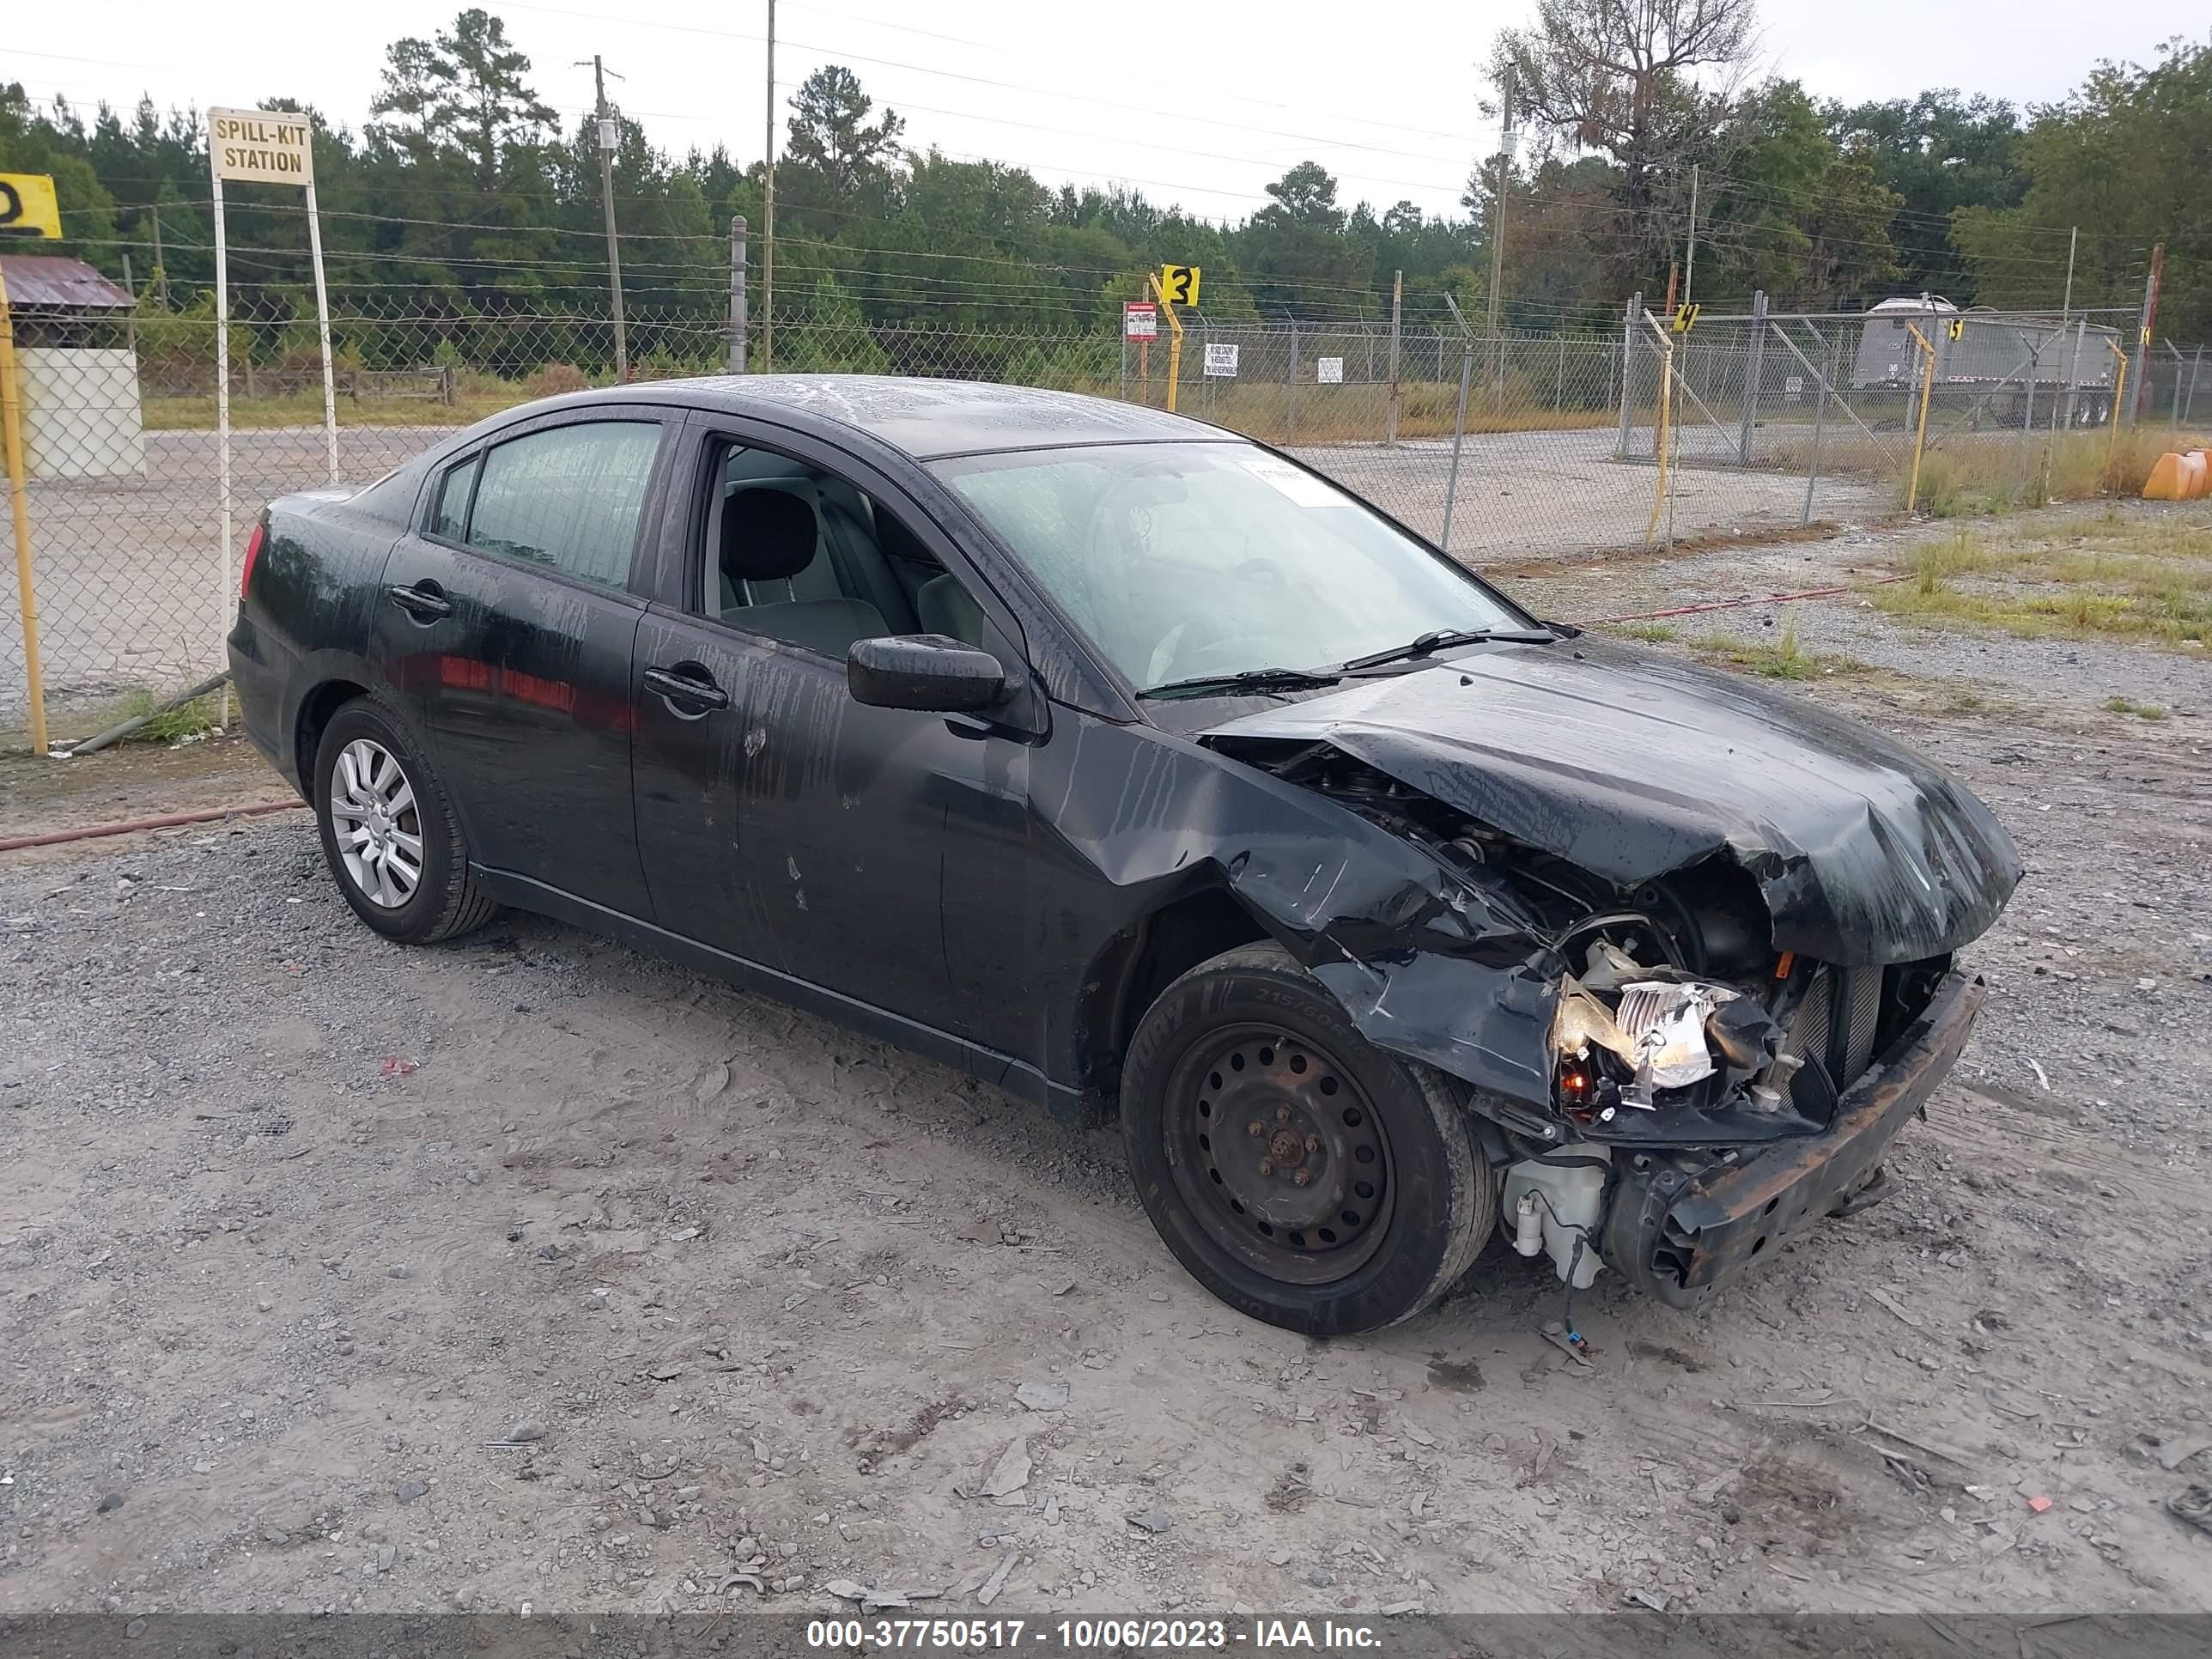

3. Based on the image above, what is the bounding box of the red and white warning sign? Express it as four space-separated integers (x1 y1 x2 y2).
1123 301 1158 341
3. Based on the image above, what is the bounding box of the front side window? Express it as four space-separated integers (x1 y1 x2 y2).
932 441 1526 692
460 421 661 591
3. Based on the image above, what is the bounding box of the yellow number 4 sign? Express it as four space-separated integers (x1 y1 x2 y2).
1158 264 1200 307
0 173 64 240
1670 301 1698 334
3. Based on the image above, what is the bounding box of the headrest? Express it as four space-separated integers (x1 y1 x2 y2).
721 486 818 582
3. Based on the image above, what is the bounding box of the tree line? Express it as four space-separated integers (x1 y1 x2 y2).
1 3 2203 381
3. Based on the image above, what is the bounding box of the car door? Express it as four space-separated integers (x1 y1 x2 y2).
375 409 672 921
630 420 1039 1042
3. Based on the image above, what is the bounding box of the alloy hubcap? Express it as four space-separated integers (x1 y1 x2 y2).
328 738 423 908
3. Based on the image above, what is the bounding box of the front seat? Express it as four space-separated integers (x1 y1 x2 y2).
720 486 888 658
915 573 987 648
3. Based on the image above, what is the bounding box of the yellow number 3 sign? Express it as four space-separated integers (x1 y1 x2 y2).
0 173 64 240
1158 264 1201 307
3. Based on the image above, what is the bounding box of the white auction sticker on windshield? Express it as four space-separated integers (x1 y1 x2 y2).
1240 456 1345 507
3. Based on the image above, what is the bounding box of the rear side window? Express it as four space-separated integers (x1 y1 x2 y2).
430 455 477 541
461 421 661 591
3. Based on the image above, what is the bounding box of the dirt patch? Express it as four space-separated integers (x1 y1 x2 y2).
1627 1340 1705 1374
1425 1357 1487 1393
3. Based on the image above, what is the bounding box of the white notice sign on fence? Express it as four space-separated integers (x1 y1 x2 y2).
1203 342 1238 378
1317 356 1344 384
210 109 316 185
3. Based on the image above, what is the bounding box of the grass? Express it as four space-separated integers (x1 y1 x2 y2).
1607 621 1680 643
2102 696 2169 720
1874 514 2212 647
1686 623 1872 680
115 688 223 744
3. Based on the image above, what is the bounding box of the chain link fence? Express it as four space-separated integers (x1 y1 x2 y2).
3 286 2205 738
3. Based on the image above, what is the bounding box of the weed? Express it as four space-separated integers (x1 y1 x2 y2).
2102 696 2168 720
118 690 222 744
1687 627 1868 680
1607 621 1679 643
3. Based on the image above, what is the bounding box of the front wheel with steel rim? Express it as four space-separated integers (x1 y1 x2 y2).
313 699 497 945
1119 941 1494 1335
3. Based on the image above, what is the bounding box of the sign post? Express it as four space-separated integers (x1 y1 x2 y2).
208 109 334 725
1151 266 1198 414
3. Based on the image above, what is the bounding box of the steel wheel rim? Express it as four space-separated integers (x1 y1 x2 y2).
1162 1021 1396 1286
327 738 423 908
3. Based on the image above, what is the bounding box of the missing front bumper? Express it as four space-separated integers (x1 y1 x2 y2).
1604 970 1986 1308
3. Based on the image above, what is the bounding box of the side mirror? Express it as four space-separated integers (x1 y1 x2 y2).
847 634 1009 714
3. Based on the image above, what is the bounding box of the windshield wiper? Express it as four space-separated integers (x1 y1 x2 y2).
1335 626 1559 673
1138 666 1344 702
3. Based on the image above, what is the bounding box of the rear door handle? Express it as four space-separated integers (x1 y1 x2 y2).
643 663 730 713
386 581 453 620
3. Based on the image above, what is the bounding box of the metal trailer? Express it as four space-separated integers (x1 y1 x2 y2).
1850 295 2121 428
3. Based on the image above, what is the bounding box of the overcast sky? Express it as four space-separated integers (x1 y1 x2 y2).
8 0 2194 222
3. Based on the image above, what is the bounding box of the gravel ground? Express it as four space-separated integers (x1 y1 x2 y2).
4 661 2212 1622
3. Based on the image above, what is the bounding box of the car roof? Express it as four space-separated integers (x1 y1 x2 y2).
568 374 1233 460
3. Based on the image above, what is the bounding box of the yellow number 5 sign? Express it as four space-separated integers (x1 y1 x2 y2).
0 173 64 240
1158 264 1201 307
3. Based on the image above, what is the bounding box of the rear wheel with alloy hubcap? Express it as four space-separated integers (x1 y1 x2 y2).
312 699 496 945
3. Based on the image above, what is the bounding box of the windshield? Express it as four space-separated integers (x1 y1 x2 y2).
930 441 1528 693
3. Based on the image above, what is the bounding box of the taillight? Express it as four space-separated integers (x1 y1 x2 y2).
240 519 267 599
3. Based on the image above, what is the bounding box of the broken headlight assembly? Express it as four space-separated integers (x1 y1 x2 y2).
1547 935 1797 1130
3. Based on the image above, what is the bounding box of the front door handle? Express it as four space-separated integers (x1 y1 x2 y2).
386 581 453 621
643 663 730 713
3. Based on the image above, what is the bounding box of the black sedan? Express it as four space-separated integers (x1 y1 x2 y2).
228 376 2021 1334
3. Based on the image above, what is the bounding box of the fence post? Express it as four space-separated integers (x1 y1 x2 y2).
1385 270 1402 446
1285 317 1298 441
2188 345 2204 424
1616 291 1639 460
1737 290 1768 465
728 216 748 373
1802 330 1832 526
2170 342 2186 426
0 266 50 755
1904 322 1938 514
1440 342 1474 557
1554 334 1565 411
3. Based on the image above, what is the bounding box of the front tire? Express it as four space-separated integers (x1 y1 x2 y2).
313 698 495 945
1119 942 1493 1335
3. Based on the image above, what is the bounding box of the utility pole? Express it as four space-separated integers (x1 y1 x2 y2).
2131 242 2162 426
580 54 629 380
1485 64 1514 402
149 204 169 307
762 0 776 372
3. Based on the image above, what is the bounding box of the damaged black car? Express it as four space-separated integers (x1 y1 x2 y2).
228 377 2022 1335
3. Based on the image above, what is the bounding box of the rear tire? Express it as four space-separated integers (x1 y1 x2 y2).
1119 942 1492 1335
313 698 496 945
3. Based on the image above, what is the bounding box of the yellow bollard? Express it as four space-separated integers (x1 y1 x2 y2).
0 265 50 757
1903 322 1938 516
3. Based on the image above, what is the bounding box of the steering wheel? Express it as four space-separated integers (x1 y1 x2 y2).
1232 557 1289 591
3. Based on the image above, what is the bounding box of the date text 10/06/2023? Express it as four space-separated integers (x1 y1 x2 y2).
805 1618 1388 1651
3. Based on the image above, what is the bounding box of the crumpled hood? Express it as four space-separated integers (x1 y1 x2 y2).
1198 641 2022 964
